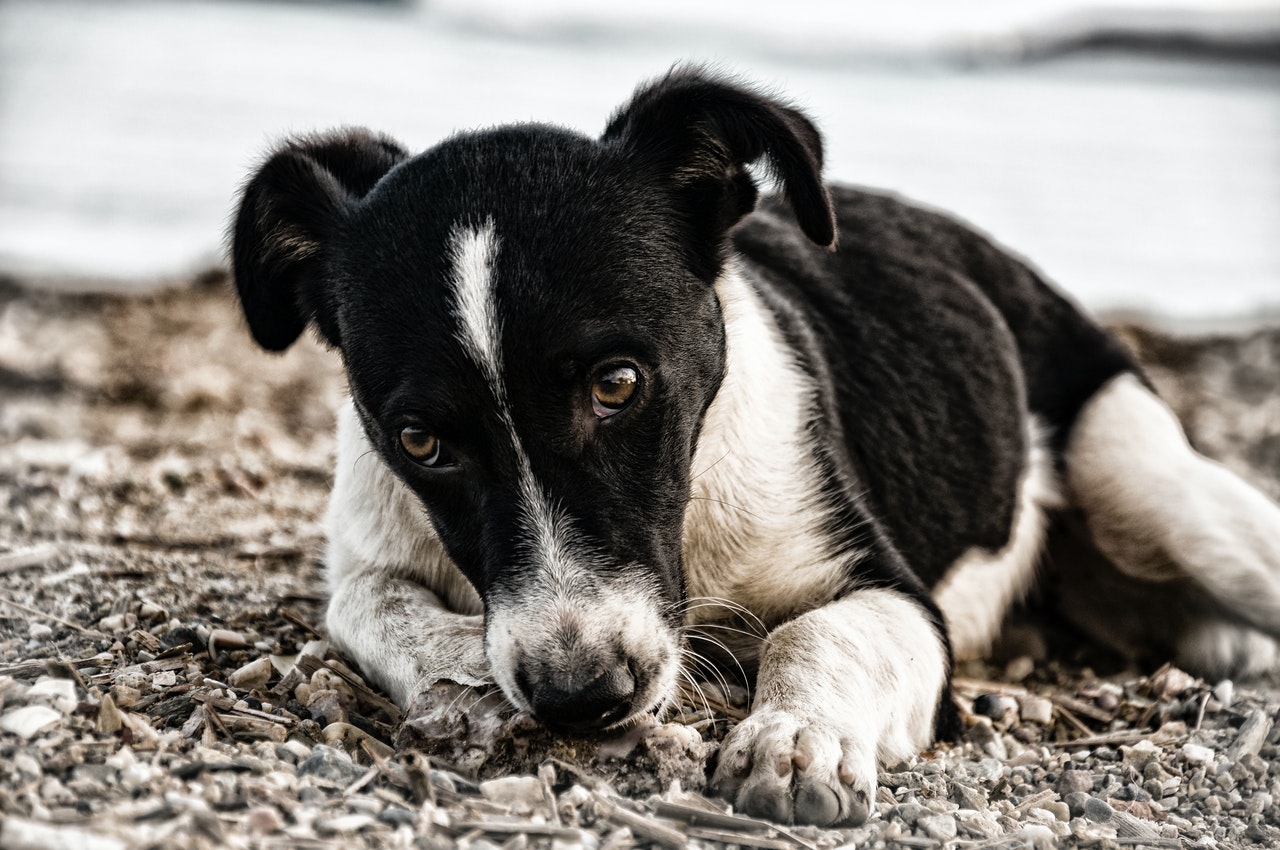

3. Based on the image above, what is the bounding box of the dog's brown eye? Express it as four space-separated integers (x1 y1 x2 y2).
399 427 445 466
592 365 639 417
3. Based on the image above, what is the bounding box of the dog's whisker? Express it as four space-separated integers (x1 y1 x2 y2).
683 628 750 691
686 495 765 522
678 595 769 637
690 449 732 482
681 646 736 709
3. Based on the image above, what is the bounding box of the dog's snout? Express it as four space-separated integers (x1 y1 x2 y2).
519 658 637 733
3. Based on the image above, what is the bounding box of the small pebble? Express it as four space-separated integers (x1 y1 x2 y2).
297 744 366 788
27 622 53 642
917 813 958 841
1083 796 1114 823
972 694 1016 721
1211 680 1234 708
1 705 62 739
246 805 285 834
1004 656 1035 682
1018 695 1053 725
481 776 545 814
1181 743 1215 766
228 657 273 691
26 678 77 713
96 693 124 735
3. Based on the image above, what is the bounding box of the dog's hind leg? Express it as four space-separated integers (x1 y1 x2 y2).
1064 372 1280 650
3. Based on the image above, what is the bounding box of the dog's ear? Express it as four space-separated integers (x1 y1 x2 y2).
230 128 408 351
602 68 836 275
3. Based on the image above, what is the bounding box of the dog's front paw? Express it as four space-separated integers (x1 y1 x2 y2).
710 708 876 827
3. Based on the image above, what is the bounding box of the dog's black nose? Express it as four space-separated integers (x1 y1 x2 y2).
521 662 637 733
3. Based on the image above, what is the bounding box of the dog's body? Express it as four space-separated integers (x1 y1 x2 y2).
231 70 1280 827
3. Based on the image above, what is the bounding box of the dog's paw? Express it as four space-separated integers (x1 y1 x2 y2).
710 707 876 827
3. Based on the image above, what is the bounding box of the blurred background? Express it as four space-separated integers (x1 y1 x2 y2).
1 0 1278 325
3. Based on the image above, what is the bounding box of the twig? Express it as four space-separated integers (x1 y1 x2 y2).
1049 729 1156 749
0 594 100 636
1054 704 1094 737
0 544 59 575
279 608 322 637
592 793 688 849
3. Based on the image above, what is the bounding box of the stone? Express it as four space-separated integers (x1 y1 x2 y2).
973 694 1016 721
890 802 930 826
27 678 77 713
246 806 285 834
1065 791 1091 818
316 814 377 835
0 817 126 850
951 780 988 811
917 813 958 841
1018 696 1053 726
297 744 366 788
1058 770 1094 795
322 721 393 761
229 657 273 691
1039 801 1071 822
1004 656 1035 682
1227 709 1272 761
1083 796 1114 823
96 694 124 735
1121 739 1161 772
1 705 62 739
480 776 544 814
1181 743 1215 766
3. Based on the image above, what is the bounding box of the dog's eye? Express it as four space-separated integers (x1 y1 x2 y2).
591 365 640 418
399 426 448 467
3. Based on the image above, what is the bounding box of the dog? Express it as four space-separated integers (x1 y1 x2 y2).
229 68 1280 827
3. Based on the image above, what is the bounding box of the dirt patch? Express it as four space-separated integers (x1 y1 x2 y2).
1 275 1278 848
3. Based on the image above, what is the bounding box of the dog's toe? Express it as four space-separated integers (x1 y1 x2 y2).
712 709 876 827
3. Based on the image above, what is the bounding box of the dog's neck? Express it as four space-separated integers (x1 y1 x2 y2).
681 266 852 633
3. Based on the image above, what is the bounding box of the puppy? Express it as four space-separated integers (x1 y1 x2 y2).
230 68 1280 826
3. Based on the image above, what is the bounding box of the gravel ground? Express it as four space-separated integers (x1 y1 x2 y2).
1 274 1279 849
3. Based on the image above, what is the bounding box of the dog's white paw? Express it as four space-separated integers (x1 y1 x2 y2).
710 707 876 827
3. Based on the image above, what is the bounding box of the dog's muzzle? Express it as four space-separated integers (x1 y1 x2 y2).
515 653 638 732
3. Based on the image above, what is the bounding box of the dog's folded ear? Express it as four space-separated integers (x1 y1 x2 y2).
230 128 408 351
602 67 836 275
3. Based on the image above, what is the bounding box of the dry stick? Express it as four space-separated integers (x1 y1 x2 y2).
0 544 59 575
1054 704 1095 737
592 792 688 850
1049 728 1158 749
0 594 100 636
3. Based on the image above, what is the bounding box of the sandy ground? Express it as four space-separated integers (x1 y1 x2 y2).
1 274 1279 848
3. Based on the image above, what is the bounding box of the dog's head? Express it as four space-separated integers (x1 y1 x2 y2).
230 69 835 732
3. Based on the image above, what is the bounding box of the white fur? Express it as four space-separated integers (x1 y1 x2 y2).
325 402 485 706
1066 373 1280 633
934 422 1062 660
448 220 504 391
683 266 862 631
712 587 948 826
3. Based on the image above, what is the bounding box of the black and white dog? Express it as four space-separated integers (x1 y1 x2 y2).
230 69 1280 827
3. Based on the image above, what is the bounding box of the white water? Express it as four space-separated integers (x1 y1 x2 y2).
1 0 1278 319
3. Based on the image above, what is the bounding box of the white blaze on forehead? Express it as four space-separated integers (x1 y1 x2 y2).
443 219 577 588
448 219 504 391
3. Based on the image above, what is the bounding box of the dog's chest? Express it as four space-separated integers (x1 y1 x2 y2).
679 269 855 630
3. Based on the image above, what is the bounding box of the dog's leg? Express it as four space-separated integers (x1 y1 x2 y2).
326 558 489 707
1065 372 1280 643
710 587 947 827
324 401 490 707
